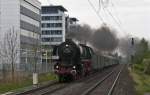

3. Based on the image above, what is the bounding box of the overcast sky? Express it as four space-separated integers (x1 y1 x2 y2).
39 0 150 39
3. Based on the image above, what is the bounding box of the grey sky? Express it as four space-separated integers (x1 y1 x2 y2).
39 0 150 39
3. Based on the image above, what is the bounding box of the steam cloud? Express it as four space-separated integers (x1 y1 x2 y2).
67 23 145 57
67 24 119 52
67 24 92 42
90 26 119 52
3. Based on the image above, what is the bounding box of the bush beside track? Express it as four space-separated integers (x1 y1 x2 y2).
129 38 150 95
130 64 150 95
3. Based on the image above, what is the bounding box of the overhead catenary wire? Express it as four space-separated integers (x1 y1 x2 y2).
97 0 122 29
101 0 121 27
108 0 124 27
105 8 122 28
100 0 127 33
87 0 106 24
98 0 102 12
109 0 129 35
101 0 110 8
100 0 114 25
98 0 101 12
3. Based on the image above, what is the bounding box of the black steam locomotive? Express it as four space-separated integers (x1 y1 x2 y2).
52 39 119 82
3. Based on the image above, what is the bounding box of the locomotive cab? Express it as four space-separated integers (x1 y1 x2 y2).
79 44 94 76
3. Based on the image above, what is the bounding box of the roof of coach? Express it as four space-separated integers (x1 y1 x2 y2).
101 55 118 60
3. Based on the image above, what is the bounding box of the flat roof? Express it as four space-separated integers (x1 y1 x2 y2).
42 5 68 12
70 17 79 21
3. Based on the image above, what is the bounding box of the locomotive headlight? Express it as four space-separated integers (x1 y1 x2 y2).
66 44 69 47
56 66 59 69
73 66 76 69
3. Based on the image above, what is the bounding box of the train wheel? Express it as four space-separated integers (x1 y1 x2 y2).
70 75 74 81
66 75 74 82
58 75 64 82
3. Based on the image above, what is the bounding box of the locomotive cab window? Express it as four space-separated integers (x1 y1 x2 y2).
85 47 92 59
53 46 58 56
80 44 92 59
81 46 87 58
89 47 94 56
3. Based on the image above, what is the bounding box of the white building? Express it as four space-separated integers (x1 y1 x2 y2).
0 0 41 64
66 17 79 34
41 6 68 47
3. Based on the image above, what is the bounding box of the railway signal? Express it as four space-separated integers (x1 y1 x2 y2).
131 37 134 46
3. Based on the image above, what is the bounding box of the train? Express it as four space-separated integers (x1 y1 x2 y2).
52 39 119 82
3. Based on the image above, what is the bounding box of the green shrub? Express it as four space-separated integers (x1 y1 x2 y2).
143 60 150 75
134 64 144 72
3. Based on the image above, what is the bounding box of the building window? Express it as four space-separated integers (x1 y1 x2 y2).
42 7 58 14
54 37 62 42
42 37 62 42
42 30 62 35
42 38 50 42
42 23 62 28
42 16 62 21
42 23 46 27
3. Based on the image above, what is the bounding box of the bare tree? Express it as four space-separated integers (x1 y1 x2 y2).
0 27 19 81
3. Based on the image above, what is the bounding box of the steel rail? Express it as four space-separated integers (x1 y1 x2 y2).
81 69 115 95
107 66 124 95
81 65 123 95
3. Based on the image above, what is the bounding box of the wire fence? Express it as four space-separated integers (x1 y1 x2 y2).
0 47 55 82
0 62 54 81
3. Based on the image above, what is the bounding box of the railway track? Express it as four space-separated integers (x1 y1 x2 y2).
38 65 119 95
13 81 63 95
11 65 120 95
81 65 124 95
13 79 71 95
13 73 103 95
41 67 116 95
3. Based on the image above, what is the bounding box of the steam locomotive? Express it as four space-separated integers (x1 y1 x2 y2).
52 39 119 82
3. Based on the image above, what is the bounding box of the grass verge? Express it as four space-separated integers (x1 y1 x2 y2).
130 64 150 95
0 73 57 94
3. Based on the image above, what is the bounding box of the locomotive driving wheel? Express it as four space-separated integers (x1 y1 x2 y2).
58 75 64 82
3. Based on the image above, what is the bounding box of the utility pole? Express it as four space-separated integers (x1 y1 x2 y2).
46 50 48 72
130 37 135 69
131 37 134 62
25 49 28 64
32 27 39 86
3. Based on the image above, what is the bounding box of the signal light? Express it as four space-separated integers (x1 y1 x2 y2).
131 38 134 45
